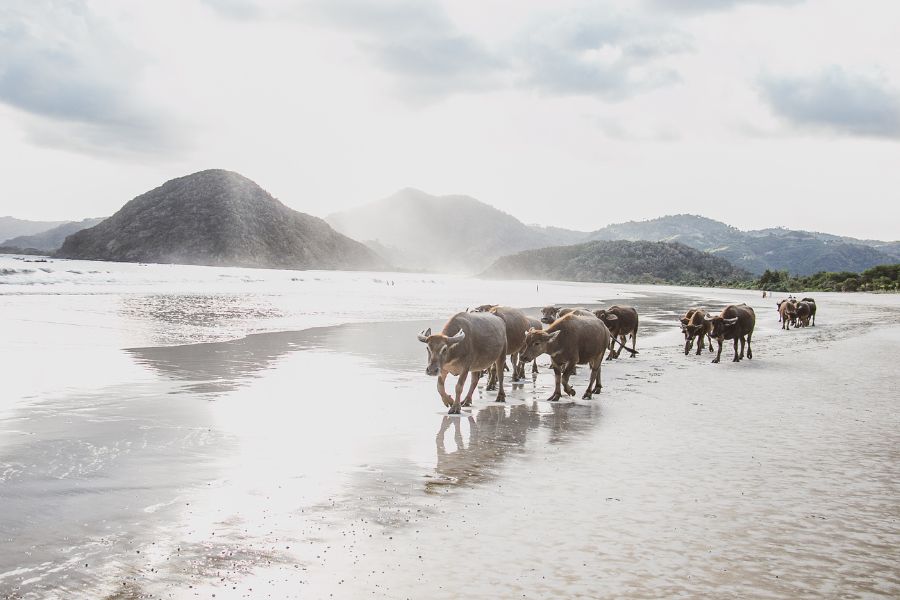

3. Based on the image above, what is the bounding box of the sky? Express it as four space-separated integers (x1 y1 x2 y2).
0 0 898 240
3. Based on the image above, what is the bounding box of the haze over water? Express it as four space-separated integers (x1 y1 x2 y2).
1 255 899 598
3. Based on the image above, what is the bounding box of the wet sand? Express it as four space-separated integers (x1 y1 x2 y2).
1 288 899 598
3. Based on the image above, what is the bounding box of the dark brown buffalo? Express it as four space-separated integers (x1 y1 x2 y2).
795 301 813 327
680 308 714 355
483 306 531 386
418 312 507 414
777 298 797 330
800 297 816 326
594 305 639 359
520 314 611 401
540 306 592 325
705 304 756 363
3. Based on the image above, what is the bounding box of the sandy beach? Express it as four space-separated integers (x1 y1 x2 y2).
1 257 899 599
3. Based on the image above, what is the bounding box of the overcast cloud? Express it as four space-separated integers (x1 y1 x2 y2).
0 0 897 240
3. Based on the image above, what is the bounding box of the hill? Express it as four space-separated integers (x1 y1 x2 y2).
588 215 896 275
0 216 68 243
326 188 589 273
58 170 387 271
3 217 106 252
481 240 751 286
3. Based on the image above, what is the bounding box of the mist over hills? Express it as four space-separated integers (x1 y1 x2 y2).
328 193 895 276
326 188 590 273
58 170 386 271
2 217 106 252
0 216 68 243
587 214 896 275
482 240 750 286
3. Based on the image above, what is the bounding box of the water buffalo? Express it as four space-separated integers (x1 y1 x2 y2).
594 306 639 359
520 314 611 401
540 306 592 325
418 312 508 414
680 308 714 355
795 300 813 327
516 317 543 378
483 306 531 386
800 297 816 326
705 304 756 364
777 298 797 330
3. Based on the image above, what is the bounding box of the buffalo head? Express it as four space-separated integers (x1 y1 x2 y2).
540 306 561 325
520 327 560 362
704 314 739 338
417 327 466 376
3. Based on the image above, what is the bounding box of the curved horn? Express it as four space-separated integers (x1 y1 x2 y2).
417 327 432 343
447 330 466 344
704 314 714 321
605 314 619 322
723 317 739 325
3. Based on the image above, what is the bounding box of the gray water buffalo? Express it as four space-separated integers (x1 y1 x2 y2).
680 308 714 355
800 297 817 326
520 314 611 401
705 304 756 363
540 306 593 325
594 306 639 359
516 317 543 378
777 298 797 330
482 306 531 386
418 312 508 414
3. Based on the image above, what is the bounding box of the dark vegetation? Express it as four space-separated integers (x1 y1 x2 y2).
752 264 900 293
481 240 751 286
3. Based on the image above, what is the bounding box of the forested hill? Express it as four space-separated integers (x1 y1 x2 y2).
481 239 751 286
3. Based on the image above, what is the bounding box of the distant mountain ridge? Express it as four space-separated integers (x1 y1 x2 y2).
58 170 386 271
587 214 897 275
0 216 68 243
482 240 750 286
326 188 590 273
3 217 106 252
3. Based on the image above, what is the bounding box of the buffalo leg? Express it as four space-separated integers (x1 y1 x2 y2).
495 355 506 403
733 338 740 362
510 352 521 382
746 332 753 360
630 328 638 358
485 365 497 391
585 359 602 398
448 368 469 414
562 363 576 396
532 359 538 375
607 338 616 361
547 364 562 402
712 338 723 363
695 333 703 355
437 373 453 407
462 370 481 407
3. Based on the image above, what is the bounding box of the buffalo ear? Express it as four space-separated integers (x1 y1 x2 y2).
547 330 561 342
417 327 432 343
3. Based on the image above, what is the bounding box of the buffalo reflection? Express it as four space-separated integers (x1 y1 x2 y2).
429 402 599 492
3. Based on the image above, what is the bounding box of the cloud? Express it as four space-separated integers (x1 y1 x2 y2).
643 0 804 14
516 11 691 99
0 0 181 157
199 0 264 20
760 67 900 140
304 0 506 101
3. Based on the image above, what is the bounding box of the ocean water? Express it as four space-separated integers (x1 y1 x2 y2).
1 254 899 599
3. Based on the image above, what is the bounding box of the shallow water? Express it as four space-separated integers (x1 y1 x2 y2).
1 256 899 598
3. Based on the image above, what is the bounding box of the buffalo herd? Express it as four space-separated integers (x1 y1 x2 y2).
418 296 819 413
